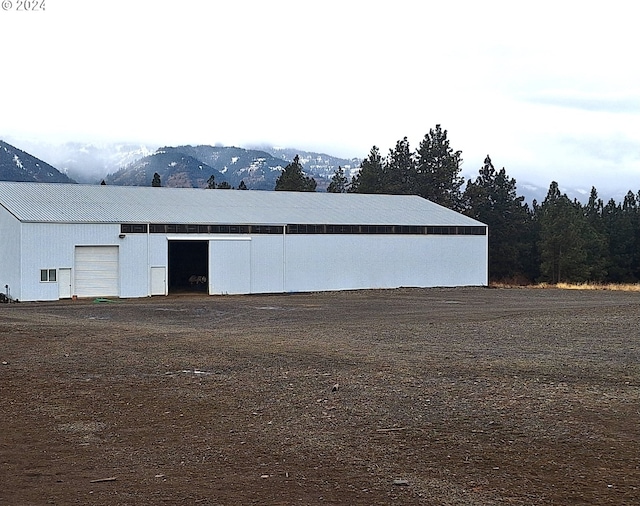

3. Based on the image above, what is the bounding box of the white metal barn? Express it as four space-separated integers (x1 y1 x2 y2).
0 182 488 301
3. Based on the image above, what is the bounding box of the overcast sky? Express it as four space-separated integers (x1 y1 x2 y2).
1 0 638 194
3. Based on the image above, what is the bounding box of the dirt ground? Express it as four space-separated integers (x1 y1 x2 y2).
1 287 639 505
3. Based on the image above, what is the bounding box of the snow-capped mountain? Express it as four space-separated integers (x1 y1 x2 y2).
0 140 76 183
104 145 361 190
5 139 360 189
252 146 362 187
3 138 156 184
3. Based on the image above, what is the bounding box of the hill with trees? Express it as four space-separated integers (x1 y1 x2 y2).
105 145 319 190
104 148 228 188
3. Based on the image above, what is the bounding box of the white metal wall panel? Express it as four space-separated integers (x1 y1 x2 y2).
424 236 488 287
117 235 151 298
209 238 251 295
20 223 120 301
14 222 487 301
284 235 413 292
249 235 284 293
0 205 21 301
18 223 150 301
74 246 119 297
149 235 169 267
284 234 487 293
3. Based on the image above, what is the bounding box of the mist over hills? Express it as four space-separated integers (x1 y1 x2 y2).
3 138 156 184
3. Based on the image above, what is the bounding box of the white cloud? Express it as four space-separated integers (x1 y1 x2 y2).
1 0 639 191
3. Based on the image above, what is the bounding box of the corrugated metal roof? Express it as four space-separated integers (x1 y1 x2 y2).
0 181 485 226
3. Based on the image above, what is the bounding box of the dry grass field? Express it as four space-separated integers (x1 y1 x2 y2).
1 287 639 505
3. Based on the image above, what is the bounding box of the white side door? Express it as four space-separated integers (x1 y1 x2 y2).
150 266 167 296
58 268 72 299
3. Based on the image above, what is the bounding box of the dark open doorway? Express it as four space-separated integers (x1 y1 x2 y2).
168 240 208 293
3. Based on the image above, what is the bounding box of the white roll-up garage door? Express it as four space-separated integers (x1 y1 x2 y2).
74 246 119 298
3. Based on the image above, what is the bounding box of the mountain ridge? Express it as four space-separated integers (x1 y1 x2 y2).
0 140 76 183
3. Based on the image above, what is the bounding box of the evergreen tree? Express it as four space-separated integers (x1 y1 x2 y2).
327 166 349 193
621 191 640 280
537 182 590 283
100 180 106 185
206 175 216 189
463 155 530 280
152 172 161 187
238 180 248 190
415 125 464 210
383 137 416 194
349 146 385 194
521 202 541 282
216 181 232 189
582 187 609 281
585 187 604 223
602 191 640 281
275 155 317 191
